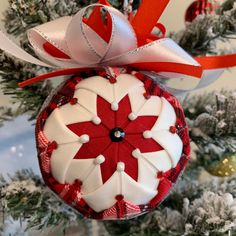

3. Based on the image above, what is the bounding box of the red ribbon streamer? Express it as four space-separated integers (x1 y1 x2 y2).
131 0 170 45
18 62 203 88
195 54 236 70
18 68 93 88
127 62 203 78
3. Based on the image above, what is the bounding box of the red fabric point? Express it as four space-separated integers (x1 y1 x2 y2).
74 179 83 187
125 116 157 134
143 92 151 99
70 97 78 105
116 95 132 127
100 142 119 183
115 194 124 201
157 171 164 179
125 133 163 153
68 121 109 139
75 136 111 160
97 96 116 129
48 141 58 153
169 126 177 134
70 179 83 193
109 77 117 84
117 141 138 181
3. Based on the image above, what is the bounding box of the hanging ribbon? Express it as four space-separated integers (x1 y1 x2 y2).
195 54 236 70
131 0 170 45
0 0 235 95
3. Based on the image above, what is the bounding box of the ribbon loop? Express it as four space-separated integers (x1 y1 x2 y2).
131 0 170 45
0 29 53 68
65 4 137 65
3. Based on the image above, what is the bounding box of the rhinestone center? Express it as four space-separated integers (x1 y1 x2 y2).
110 128 125 142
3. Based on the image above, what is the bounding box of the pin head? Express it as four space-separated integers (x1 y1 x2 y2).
110 127 125 142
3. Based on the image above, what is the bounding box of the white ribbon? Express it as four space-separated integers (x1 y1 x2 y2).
0 4 224 95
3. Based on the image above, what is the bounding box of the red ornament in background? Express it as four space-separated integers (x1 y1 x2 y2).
185 0 215 23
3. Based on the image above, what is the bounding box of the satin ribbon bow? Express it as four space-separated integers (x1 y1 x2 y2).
0 0 235 94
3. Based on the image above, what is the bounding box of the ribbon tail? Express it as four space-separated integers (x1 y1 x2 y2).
18 68 94 88
195 54 236 69
131 0 170 45
166 53 236 96
0 29 53 67
128 62 203 79
165 69 224 96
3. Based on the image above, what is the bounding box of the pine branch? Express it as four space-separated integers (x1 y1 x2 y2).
184 91 236 170
172 0 236 56
0 52 53 122
0 106 15 127
0 170 82 232
4 0 97 37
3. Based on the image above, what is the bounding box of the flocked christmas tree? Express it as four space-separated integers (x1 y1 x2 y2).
0 0 236 235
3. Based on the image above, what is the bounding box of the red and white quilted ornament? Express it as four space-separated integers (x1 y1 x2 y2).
36 70 190 219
